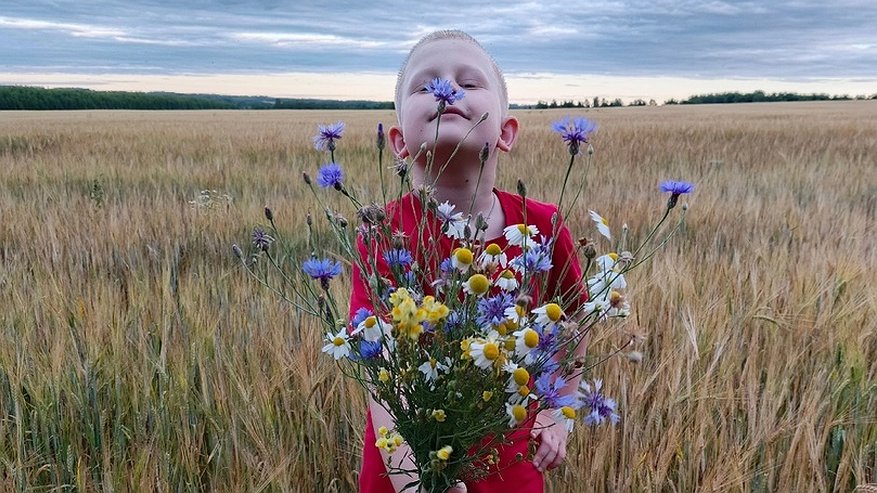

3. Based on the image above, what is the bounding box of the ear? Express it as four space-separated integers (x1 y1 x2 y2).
496 115 519 153
388 126 409 158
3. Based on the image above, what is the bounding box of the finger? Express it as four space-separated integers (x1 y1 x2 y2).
446 481 467 493
532 437 557 472
547 445 566 470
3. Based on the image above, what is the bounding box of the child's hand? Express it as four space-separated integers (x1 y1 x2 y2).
445 482 467 492
530 409 569 472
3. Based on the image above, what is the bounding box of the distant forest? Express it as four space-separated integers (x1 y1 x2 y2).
1 86 874 111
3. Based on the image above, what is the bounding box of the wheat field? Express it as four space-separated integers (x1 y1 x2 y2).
1 102 875 492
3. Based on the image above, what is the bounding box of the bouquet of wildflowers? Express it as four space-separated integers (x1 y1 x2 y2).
234 81 693 492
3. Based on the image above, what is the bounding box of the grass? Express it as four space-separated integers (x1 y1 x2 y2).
1 101 875 492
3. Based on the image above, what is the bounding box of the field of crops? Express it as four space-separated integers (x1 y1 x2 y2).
1 101 875 491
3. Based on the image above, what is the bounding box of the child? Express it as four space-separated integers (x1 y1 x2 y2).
349 30 589 493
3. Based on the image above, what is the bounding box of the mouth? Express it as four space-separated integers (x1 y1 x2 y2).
431 106 467 121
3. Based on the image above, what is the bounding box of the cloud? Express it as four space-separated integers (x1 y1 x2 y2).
0 15 125 38
1 0 875 93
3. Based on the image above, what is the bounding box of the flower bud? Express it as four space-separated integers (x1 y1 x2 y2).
516 179 527 199
479 142 490 163
306 213 313 226
376 123 385 150
264 206 274 222
627 350 643 363
232 244 243 259
302 172 312 185
583 242 597 260
587 143 595 155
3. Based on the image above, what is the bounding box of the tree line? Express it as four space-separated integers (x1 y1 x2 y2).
2 86 874 111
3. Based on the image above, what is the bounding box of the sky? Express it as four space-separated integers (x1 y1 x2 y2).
2 0 876 104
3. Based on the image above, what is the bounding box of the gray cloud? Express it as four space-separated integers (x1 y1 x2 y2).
2 0 875 82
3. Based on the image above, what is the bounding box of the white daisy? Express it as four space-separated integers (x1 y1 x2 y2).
477 243 508 269
503 224 539 248
553 406 577 433
354 315 393 342
532 303 565 326
451 247 474 272
506 402 528 427
495 269 519 292
417 357 451 385
587 270 627 299
512 328 540 358
462 273 491 297
589 210 612 240
469 336 502 370
321 329 351 360
594 253 619 272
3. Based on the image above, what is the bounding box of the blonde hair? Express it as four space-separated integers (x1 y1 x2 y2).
394 30 509 112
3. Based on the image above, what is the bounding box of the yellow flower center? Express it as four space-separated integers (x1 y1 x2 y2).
333 337 346 347
561 406 576 419
378 368 390 382
365 316 377 328
505 338 516 351
436 445 453 461
545 303 562 322
429 358 437 369
454 247 474 265
482 391 493 401
601 217 609 226
512 404 527 422
516 224 528 234
518 385 530 397
483 342 499 361
467 274 490 295
495 322 508 336
523 329 539 348
485 243 502 256
608 252 618 261
513 368 530 386
500 269 515 280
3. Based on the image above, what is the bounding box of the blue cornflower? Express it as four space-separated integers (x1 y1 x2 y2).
534 374 576 409
351 307 372 327
476 293 515 328
580 380 620 426
251 227 274 251
302 257 342 289
313 121 345 151
425 78 465 107
510 245 552 274
316 162 344 189
384 248 414 268
439 257 454 274
659 180 695 209
552 116 597 155
358 339 382 360
444 310 466 333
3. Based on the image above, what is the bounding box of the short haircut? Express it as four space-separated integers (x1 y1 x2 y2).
394 30 509 113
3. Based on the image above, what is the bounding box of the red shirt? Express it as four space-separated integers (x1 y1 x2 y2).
350 189 588 493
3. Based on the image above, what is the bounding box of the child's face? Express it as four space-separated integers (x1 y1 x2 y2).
392 39 512 164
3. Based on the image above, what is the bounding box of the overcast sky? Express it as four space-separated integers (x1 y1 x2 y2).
2 0 876 103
